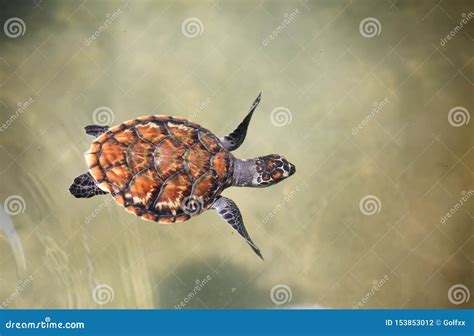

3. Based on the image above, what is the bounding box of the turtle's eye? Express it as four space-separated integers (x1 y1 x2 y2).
254 155 295 187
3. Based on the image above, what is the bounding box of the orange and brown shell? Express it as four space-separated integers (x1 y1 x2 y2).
84 116 234 224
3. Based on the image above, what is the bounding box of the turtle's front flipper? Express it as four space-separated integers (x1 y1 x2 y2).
220 93 261 151
69 172 108 198
84 125 109 137
211 196 263 260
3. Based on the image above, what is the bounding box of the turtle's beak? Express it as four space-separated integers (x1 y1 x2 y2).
288 162 296 176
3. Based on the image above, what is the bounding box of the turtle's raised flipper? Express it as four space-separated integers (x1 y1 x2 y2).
221 93 261 151
85 125 109 138
211 196 263 260
69 172 108 198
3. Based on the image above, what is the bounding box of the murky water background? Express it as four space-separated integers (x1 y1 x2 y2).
0 0 472 309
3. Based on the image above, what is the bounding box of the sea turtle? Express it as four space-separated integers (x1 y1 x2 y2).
69 93 295 259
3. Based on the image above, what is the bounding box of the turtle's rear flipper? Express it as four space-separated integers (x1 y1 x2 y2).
69 172 108 198
212 196 263 260
85 125 109 138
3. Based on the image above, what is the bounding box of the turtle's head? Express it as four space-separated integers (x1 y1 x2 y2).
232 154 295 187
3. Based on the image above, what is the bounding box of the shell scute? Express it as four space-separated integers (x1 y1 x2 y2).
128 140 155 173
99 140 127 167
154 138 186 180
135 122 167 143
128 168 162 208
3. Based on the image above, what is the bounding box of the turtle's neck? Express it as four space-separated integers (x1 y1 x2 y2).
232 158 257 187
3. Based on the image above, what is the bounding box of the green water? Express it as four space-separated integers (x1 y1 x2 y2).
0 0 472 309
